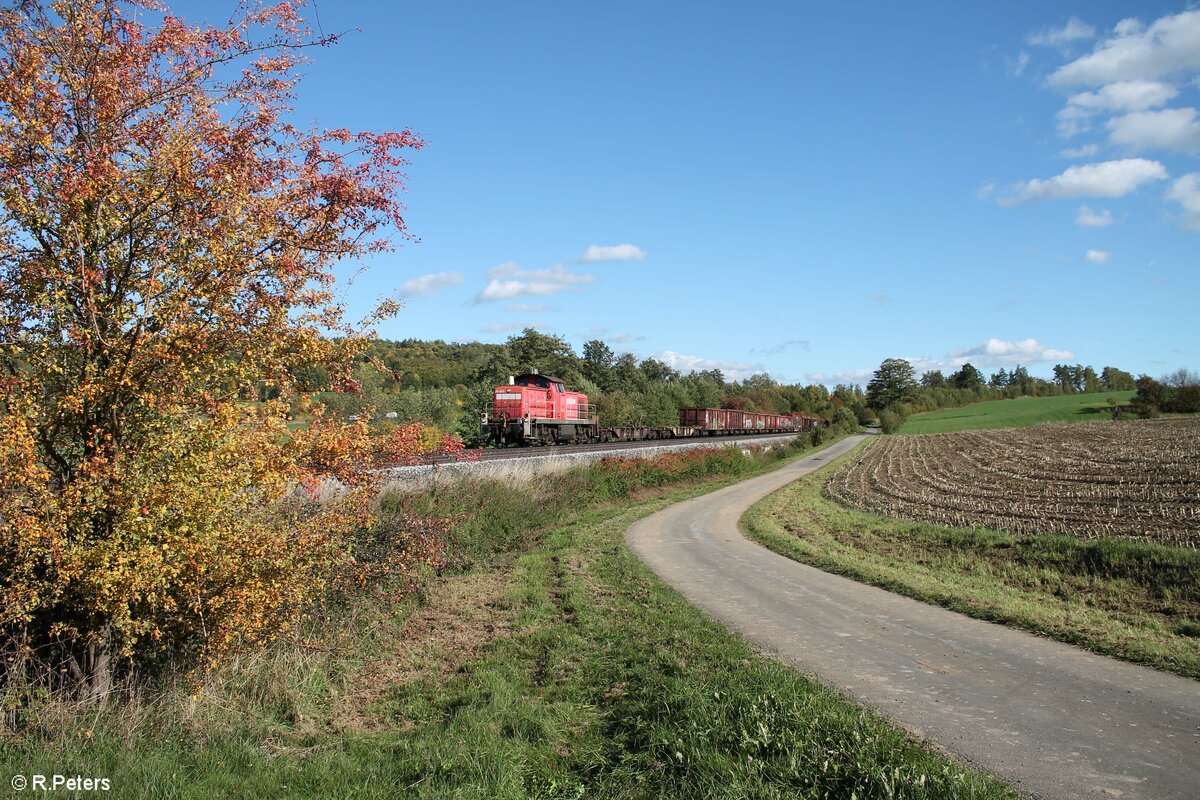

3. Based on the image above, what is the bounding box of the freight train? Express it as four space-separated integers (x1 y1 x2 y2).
481 371 827 446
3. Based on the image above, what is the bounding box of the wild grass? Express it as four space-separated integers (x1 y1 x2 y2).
1 437 1017 798
743 442 1200 678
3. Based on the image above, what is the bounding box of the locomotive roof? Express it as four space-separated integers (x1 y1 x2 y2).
514 372 565 384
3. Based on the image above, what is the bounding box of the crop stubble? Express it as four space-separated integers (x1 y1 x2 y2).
827 418 1200 546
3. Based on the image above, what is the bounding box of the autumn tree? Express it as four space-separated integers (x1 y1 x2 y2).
0 0 423 697
1132 375 1166 415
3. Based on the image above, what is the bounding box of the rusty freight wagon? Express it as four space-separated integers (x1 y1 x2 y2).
677 408 801 434
789 412 828 430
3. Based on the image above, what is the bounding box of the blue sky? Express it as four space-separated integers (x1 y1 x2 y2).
185 1 1198 385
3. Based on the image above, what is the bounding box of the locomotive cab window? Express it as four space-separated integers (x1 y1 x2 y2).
512 373 564 390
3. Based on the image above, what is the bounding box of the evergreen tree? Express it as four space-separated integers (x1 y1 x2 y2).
1052 364 1073 393
1011 365 1032 394
950 363 985 390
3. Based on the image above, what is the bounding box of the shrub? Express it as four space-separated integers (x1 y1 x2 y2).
0 0 423 700
831 407 860 433
878 410 904 434
1130 403 1160 420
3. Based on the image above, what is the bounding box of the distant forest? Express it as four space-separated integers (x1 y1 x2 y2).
282 328 1177 445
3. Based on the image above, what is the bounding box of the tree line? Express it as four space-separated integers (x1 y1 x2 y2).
297 328 866 443
865 357 1192 433
1131 370 1200 416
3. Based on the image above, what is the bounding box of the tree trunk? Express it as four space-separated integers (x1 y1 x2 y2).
85 625 113 703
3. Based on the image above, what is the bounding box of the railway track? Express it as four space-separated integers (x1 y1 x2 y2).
379 430 805 469
478 431 803 461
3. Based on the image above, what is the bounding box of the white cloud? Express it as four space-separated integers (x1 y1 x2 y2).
976 180 997 200
1113 18 1144 38
1020 12 1200 230
1107 107 1200 153
1009 51 1031 77
1059 143 1100 158
1055 81 1177 137
905 357 964 375
657 350 765 382
1069 80 1177 112
1075 205 1113 227
1028 17 1095 47
1000 158 1168 205
805 369 874 386
947 338 1075 365
1055 105 1093 137
1166 173 1200 231
474 262 592 303
576 243 646 263
399 271 464 297
1085 249 1111 264
583 325 634 344
752 339 811 356
1049 10 1200 86
480 321 548 333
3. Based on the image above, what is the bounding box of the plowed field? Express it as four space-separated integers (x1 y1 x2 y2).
827 418 1200 546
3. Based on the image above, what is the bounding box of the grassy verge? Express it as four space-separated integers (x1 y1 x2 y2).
899 391 1135 434
1 439 1017 798
743 442 1200 679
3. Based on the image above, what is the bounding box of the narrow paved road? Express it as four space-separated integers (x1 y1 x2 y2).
628 435 1200 800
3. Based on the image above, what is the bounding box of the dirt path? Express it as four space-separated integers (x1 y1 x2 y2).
627 435 1200 800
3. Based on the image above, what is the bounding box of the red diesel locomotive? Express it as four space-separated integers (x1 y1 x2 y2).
483 371 599 445
482 371 826 446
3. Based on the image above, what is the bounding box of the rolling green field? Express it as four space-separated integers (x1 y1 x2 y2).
898 391 1136 434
